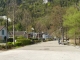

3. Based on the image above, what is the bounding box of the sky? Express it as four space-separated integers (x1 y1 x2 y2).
0 16 11 22
43 0 48 4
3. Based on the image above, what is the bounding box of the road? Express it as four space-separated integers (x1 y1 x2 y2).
16 40 80 51
0 41 80 60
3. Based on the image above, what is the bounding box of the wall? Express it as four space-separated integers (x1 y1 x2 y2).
0 27 8 40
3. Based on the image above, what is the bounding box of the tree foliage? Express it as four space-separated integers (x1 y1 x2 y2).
63 6 80 37
0 0 80 37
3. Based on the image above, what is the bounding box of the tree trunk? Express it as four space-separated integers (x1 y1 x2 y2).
13 0 16 45
79 36 80 44
66 28 67 41
74 32 77 45
62 27 64 42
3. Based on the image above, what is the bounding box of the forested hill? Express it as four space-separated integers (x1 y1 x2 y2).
0 0 80 37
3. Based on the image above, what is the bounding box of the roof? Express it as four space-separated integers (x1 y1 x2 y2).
9 31 27 36
0 26 5 31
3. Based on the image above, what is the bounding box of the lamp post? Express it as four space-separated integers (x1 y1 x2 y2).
42 31 44 42
31 27 34 39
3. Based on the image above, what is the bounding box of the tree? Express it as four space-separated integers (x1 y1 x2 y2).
50 6 65 36
63 6 80 44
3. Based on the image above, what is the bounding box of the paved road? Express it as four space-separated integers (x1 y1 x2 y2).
17 41 80 51
0 41 80 60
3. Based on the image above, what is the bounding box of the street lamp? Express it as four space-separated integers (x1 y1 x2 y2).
31 27 34 38
42 31 44 42
31 27 34 31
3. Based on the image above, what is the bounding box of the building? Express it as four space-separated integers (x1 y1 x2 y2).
0 26 8 40
42 33 50 40
28 32 42 39
9 31 27 38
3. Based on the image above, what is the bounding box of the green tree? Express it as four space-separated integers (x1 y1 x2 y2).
63 6 80 44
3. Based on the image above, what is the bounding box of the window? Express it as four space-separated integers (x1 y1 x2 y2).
2 30 4 35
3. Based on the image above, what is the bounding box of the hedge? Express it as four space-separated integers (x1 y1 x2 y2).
16 38 32 46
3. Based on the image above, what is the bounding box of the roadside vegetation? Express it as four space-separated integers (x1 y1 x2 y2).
0 36 53 50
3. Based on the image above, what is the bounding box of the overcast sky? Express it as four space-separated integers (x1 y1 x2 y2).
43 0 48 4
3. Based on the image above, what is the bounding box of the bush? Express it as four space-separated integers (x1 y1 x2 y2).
0 40 3 43
43 40 47 42
0 45 1 50
16 38 31 46
17 36 25 39
7 42 13 49
34 40 41 43
15 36 18 39
7 38 13 42
0 45 6 49
32 38 38 40
15 42 22 46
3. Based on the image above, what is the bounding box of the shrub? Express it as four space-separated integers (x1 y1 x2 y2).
0 45 1 50
32 38 38 40
34 40 41 43
0 40 3 43
17 36 25 39
15 42 22 46
1 45 6 49
7 42 13 49
42 39 48 42
15 36 18 39
16 38 31 46
7 38 13 42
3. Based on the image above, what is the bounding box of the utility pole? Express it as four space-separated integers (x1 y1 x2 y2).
6 16 8 49
6 0 9 50
13 0 15 45
60 19 64 42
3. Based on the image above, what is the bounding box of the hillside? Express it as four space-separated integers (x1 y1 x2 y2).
0 0 80 38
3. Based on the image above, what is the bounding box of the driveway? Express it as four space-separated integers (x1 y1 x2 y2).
0 41 80 60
